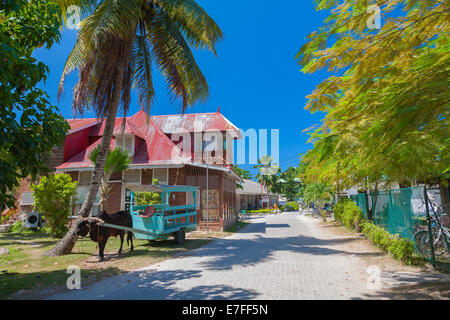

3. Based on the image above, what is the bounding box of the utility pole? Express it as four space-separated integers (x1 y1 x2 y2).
424 186 436 268
206 151 209 232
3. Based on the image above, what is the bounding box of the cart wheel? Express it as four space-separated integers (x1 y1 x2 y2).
174 229 185 245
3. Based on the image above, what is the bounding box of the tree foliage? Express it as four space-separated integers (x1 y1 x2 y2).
303 182 334 208
0 0 70 210
297 0 449 191
232 165 252 180
31 174 78 238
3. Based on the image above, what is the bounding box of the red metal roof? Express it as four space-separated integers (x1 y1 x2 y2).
58 110 240 170
66 118 100 133
57 137 115 170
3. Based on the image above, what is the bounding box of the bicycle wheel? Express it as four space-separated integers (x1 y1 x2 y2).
413 230 429 255
421 231 448 256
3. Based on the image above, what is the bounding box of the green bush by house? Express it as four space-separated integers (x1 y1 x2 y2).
31 174 78 238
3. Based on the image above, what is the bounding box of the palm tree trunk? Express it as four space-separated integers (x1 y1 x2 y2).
45 50 130 256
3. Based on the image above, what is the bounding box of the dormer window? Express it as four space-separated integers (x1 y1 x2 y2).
115 135 135 156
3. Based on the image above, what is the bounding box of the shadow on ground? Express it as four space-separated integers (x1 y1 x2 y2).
52 268 258 300
186 220 385 271
355 271 450 299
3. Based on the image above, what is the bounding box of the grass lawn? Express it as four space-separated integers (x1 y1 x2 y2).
0 220 250 299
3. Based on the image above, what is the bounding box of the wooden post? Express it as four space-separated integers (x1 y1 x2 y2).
219 171 223 230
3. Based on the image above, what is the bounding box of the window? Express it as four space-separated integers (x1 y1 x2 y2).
153 168 168 185
115 135 134 156
78 171 93 185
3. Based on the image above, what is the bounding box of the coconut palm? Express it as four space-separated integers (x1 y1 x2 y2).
89 146 131 211
46 0 222 256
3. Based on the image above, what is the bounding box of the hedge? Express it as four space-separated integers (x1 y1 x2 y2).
245 209 274 214
361 222 416 265
333 199 363 231
334 199 417 266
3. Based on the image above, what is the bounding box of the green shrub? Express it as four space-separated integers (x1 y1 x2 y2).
388 236 415 265
285 201 299 211
247 209 274 214
31 174 78 238
11 221 23 233
334 199 363 231
361 221 416 265
333 198 352 222
10 220 45 235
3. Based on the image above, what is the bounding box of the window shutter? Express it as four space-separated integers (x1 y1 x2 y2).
123 170 141 184
79 171 93 185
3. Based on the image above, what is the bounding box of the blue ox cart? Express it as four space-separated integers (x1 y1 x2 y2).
96 185 199 244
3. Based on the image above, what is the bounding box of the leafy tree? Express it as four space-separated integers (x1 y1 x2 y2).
302 182 334 212
31 174 78 238
48 0 222 256
232 165 252 190
279 167 302 201
232 165 252 180
88 146 131 211
297 0 449 211
0 0 70 210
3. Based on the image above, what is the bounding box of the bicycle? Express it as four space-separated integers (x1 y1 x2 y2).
420 214 449 257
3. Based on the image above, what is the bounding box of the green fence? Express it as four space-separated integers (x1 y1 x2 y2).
350 187 434 241
350 187 449 269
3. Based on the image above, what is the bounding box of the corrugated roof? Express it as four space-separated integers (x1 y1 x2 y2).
236 179 271 195
152 112 241 136
57 110 189 170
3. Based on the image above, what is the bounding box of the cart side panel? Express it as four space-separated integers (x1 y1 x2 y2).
131 214 164 240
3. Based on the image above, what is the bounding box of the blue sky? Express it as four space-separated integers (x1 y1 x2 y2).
33 0 330 178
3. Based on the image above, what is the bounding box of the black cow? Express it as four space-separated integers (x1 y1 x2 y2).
75 210 134 261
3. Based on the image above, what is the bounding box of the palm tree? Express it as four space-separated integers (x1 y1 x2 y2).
89 146 131 211
46 0 222 256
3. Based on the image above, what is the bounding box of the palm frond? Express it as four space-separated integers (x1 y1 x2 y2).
153 0 223 54
147 8 209 111
132 33 155 112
